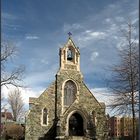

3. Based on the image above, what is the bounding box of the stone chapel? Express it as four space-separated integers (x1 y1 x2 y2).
25 36 108 140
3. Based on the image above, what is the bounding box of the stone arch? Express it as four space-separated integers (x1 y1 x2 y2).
62 79 79 92
66 110 87 136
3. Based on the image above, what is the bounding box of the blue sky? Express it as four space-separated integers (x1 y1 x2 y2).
2 0 139 113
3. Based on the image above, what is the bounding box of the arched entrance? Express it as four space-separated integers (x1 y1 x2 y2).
69 113 84 136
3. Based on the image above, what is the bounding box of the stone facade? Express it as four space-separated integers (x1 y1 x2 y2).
25 37 108 140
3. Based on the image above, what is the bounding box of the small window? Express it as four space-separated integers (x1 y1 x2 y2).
43 108 48 125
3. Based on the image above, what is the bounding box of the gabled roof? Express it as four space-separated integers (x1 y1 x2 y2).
64 37 80 55
82 81 105 108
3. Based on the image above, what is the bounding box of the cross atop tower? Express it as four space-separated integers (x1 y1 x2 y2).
68 32 72 38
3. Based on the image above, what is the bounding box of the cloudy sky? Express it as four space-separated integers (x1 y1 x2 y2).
2 0 138 114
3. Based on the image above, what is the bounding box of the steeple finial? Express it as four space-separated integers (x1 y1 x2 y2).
68 32 72 38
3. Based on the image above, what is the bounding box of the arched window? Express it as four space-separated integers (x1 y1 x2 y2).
43 108 48 125
64 80 77 106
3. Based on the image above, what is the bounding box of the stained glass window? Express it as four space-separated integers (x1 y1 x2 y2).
64 80 77 106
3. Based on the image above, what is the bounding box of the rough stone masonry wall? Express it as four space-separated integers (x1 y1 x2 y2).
56 69 108 139
25 83 56 140
25 69 108 140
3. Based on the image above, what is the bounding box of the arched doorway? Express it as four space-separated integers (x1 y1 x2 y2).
69 113 84 136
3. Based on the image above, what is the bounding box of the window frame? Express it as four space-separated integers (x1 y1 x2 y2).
41 108 48 126
64 80 77 106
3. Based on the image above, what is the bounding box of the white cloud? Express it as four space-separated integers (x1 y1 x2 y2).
24 64 57 87
3 23 22 29
115 16 124 22
91 87 115 115
25 35 39 40
1 85 43 110
85 30 91 33
77 31 107 43
40 59 49 65
2 13 17 20
63 23 83 32
108 4 116 9
20 87 42 104
132 18 138 24
116 36 129 50
91 87 112 104
105 18 111 23
109 23 118 32
30 58 49 68
90 52 99 61
130 9 138 17
133 39 139 44
90 32 106 38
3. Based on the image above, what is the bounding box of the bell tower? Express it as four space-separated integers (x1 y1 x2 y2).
59 35 80 72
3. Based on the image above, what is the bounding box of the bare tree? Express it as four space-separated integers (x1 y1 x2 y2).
8 89 25 121
1 95 8 111
1 41 25 87
108 21 139 140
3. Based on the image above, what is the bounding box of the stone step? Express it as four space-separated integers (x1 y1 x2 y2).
69 136 84 140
